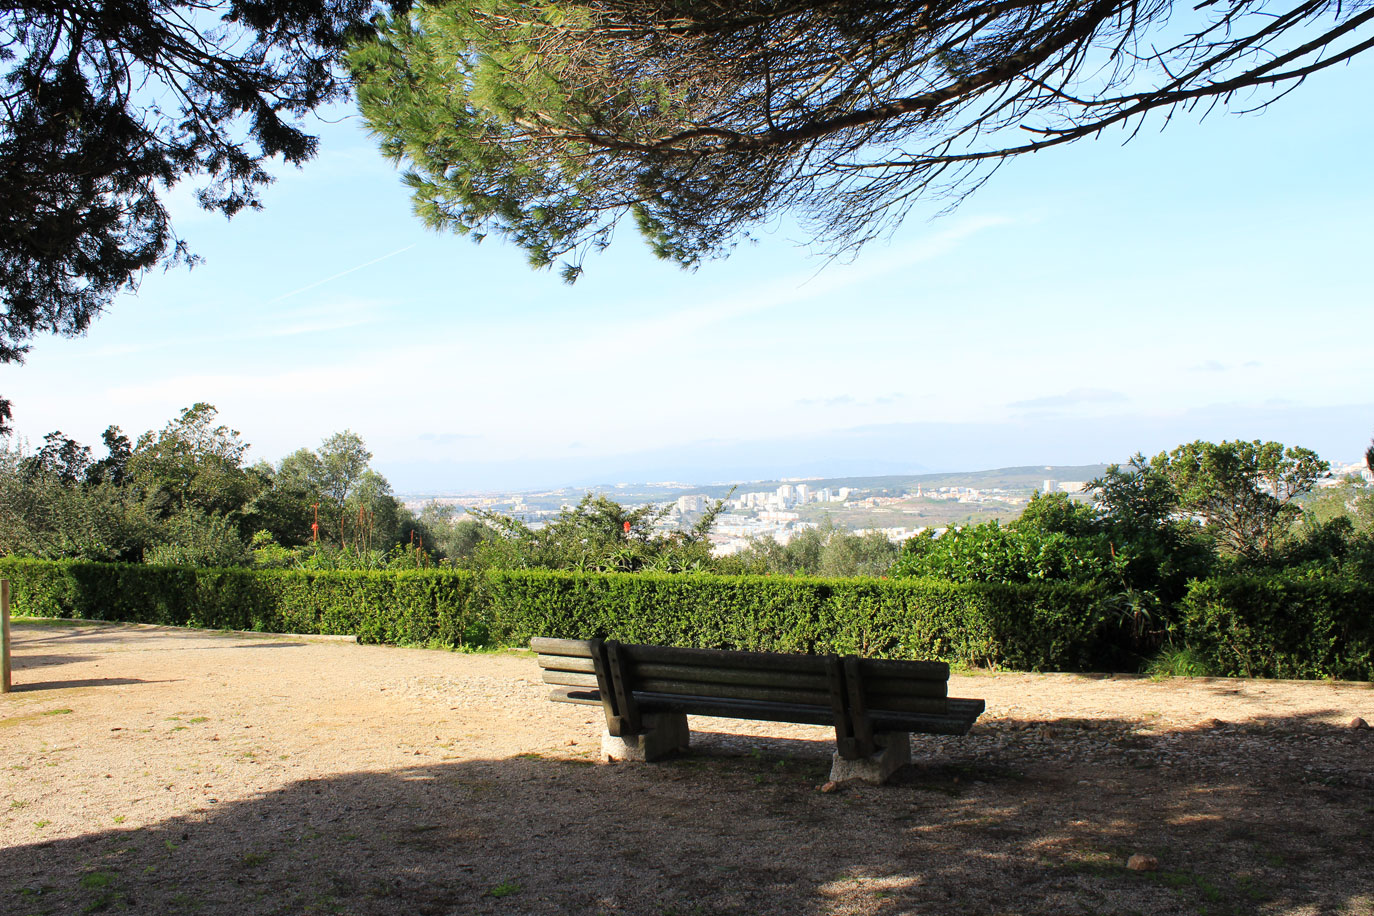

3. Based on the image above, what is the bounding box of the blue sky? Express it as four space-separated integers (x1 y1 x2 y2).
3 55 1371 493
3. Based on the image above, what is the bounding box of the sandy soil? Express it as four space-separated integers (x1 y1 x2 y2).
1 619 1372 916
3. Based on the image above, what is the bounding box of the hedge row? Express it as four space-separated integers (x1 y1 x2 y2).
3 559 1368 677
481 569 1123 670
1178 576 1374 680
0 558 1119 670
0 559 490 647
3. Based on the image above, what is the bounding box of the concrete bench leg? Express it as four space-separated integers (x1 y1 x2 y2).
601 712 691 763
829 732 911 784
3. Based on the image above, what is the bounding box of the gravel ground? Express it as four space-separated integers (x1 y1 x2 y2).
1 619 1372 916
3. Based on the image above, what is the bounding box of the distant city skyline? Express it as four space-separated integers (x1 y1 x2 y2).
2 52 1370 493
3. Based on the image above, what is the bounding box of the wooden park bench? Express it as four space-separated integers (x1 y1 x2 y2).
531 637 984 783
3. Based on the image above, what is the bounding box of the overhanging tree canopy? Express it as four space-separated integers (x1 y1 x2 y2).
0 0 398 431
349 0 1373 280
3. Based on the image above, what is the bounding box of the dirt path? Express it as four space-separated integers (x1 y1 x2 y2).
2 619 1372 916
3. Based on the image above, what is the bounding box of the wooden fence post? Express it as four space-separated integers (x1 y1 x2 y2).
1 579 10 693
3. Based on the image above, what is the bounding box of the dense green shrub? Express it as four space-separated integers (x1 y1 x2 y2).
717 522 901 577
1178 576 1374 680
892 522 1113 584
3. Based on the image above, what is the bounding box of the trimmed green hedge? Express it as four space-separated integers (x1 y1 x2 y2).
0 558 1119 670
8 558 1367 677
482 570 1121 670
0 559 491 647
1179 576 1374 680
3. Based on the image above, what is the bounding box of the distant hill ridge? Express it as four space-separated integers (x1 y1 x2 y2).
398 464 1113 502
688 464 1112 499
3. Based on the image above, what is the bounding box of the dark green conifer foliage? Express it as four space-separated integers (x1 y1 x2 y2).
0 0 400 430
349 0 1374 280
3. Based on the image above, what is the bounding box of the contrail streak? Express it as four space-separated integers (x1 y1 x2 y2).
267 244 417 304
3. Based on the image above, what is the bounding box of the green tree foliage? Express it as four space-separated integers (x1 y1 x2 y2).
144 510 254 568
0 405 423 568
0 434 157 562
242 459 317 548
1012 490 1099 538
892 516 1113 586
726 521 900 577
1084 456 1215 600
317 431 373 506
1304 475 1374 534
126 404 258 519
907 442 1330 588
893 442 1350 663
415 502 495 561
263 430 415 553
1160 440 1328 561
470 493 719 573
85 427 133 487
349 0 1374 280
0 0 401 432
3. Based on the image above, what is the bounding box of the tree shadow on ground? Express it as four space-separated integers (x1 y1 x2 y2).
5 655 95 671
10 677 175 692
2 712 1371 916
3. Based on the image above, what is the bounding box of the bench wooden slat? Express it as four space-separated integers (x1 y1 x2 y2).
630 662 829 690
538 655 597 674
530 636 595 657
853 657 950 679
546 687 967 725
860 675 947 698
635 692 839 727
622 643 832 674
634 677 834 707
548 686 602 705
861 693 949 715
870 698 986 736
541 670 600 689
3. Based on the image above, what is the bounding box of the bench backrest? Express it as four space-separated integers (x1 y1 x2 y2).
531 637 951 754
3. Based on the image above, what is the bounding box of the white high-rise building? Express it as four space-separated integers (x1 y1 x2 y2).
777 484 795 500
677 494 707 513
796 484 811 503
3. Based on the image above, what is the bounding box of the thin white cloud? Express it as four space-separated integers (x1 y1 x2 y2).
587 214 1015 352
88 298 392 356
267 245 417 304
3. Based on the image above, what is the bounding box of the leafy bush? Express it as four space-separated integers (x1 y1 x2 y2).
144 510 251 568
469 494 719 573
248 531 298 569
1144 644 1214 679
720 521 900 577
892 522 1112 584
1178 576 1374 680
